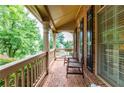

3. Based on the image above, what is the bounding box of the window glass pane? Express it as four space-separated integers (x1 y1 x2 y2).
97 6 124 86
118 31 124 41
119 44 124 86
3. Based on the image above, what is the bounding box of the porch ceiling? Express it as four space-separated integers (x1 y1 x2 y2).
47 5 80 29
26 5 81 32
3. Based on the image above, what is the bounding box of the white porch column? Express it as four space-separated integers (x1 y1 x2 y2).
43 21 50 74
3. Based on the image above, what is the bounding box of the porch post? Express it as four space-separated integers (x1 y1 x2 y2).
43 21 49 74
73 32 76 58
77 28 80 60
53 32 56 60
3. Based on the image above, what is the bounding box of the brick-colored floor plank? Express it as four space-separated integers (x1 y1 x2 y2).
42 59 107 87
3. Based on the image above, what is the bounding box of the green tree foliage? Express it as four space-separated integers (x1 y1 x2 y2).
56 32 73 48
63 41 73 48
49 31 53 49
56 32 64 48
0 6 43 59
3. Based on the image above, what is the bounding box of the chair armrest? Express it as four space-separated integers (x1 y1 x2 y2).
68 59 79 63
68 57 78 61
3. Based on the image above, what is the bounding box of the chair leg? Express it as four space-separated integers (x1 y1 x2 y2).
64 60 67 65
78 68 80 72
77 67 84 78
64 55 67 65
82 68 85 78
66 67 68 78
66 57 69 77
64 58 65 65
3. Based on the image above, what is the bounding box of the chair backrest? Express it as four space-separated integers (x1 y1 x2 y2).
79 55 84 65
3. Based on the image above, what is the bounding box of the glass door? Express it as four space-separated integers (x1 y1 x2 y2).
80 18 84 62
97 6 124 86
87 6 94 73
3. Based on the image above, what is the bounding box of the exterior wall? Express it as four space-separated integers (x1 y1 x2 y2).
76 6 90 69
94 6 102 75
75 5 112 86
75 5 101 74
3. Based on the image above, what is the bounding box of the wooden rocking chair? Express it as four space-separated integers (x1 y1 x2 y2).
64 55 78 65
66 57 84 78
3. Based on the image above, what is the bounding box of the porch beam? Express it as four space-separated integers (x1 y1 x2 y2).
44 5 57 32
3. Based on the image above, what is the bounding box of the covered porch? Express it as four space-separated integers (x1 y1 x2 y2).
42 58 106 87
0 5 123 87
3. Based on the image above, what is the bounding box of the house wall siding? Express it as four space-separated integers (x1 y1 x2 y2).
75 5 102 74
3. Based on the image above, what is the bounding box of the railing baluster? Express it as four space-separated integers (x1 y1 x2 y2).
31 63 34 87
38 60 40 76
4 76 9 87
39 60 41 76
38 60 39 77
27 65 30 87
21 67 25 87
39 59 41 76
40 59 42 75
0 52 48 87
35 61 37 80
34 62 37 83
42 58 44 73
15 72 19 87
35 62 37 80
37 60 39 78
40 59 43 76
44 57 46 72
44 57 47 72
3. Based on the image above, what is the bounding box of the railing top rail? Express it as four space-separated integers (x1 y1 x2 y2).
49 48 55 52
56 48 73 50
0 51 47 79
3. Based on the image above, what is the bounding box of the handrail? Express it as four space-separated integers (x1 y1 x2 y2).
56 48 73 51
55 48 74 58
49 48 55 53
0 52 46 79
0 48 73 87
0 51 47 87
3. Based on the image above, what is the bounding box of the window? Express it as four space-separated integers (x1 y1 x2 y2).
97 6 124 86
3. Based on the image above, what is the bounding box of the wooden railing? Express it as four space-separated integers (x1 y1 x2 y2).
0 48 73 87
49 49 55 64
55 48 73 58
0 52 47 87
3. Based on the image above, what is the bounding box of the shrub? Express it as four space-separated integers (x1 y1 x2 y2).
0 58 16 66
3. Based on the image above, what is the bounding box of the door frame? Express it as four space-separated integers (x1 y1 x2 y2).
87 6 94 73
80 18 84 62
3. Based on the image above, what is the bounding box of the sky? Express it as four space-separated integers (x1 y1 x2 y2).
62 32 73 42
24 7 44 38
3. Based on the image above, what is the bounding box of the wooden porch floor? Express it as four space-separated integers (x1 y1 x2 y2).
41 59 107 87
